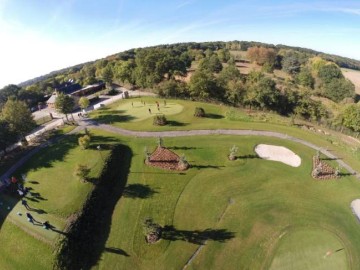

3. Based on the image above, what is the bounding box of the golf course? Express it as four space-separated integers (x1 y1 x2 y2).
1 97 360 269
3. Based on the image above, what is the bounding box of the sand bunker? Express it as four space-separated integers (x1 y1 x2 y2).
351 199 360 222
255 144 301 167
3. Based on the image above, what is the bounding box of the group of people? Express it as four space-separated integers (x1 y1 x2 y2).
25 212 52 230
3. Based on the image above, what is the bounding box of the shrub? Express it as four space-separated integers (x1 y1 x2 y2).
78 135 91 149
75 164 91 182
194 107 205 117
153 115 167 126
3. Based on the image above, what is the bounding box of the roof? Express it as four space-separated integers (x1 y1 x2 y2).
56 82 82 95
149 146 179 162
46 94 57 104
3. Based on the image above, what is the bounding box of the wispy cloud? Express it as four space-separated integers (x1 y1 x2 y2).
175 0 193 10
329 8 360 16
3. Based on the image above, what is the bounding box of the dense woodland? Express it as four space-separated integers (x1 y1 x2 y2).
1 41 360 153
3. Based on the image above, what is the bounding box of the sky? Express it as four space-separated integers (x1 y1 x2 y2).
1 0 360 88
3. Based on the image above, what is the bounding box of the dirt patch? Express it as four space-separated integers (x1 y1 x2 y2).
255 144 301 167
342 68 360 94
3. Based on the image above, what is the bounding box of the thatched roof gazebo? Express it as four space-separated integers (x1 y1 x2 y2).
145 146 189 171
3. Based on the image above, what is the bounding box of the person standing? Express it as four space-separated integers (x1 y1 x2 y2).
22 199 31 210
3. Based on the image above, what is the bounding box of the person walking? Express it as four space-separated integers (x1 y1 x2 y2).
148 108 152 114
26 212 34 224
21 199 31 210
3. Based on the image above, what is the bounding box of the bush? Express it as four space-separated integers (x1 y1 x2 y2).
107 88 118 95
194 107 205 117
153 115 167 126
78 135 91 149
75 164 91 182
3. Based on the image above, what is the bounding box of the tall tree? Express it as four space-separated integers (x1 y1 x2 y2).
78 97 90 110
55 93 74 121
0 120 17 155
102 65 114 86
1 99 36 140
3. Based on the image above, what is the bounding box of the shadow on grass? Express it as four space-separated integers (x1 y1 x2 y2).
94 114 136 124
205 113 224 119
161 225 235 245
123 184 157 199
168 146 200 150
191 164 224 170
167 120 188 127
104 247 130 257
237 154 259 159
55 144 132 270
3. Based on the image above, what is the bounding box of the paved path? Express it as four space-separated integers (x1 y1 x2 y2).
79 120 359 178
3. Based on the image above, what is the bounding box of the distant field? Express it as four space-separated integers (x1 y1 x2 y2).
342 68 360 94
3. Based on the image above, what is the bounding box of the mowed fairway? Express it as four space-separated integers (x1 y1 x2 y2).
270 229 347 270
94 132 360 270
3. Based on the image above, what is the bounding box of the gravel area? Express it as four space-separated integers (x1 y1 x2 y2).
255 144 301 167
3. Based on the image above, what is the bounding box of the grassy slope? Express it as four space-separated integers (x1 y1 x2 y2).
0 132 111 268
94 132 360 270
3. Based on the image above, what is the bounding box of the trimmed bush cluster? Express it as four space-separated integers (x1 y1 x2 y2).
194 107 205 117
153 114 167 126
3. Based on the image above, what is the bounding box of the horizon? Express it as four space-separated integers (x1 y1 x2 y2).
1 0 360 88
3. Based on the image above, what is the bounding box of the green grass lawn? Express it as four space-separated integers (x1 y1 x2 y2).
89 97 360 173
0 131 112 268
2 98 360 269
269 229 348 270
89 131 360 270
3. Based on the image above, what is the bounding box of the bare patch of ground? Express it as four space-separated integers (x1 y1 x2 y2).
255 144 301 167
342 68 360 94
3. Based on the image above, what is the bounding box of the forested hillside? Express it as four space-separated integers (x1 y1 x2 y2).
1 41 360 141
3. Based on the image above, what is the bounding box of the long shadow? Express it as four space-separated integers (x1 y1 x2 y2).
167 120 188 127
123 184 157 199
130 171 186 175
168 146 200 150
104 247 130 257
191 164 224 170
205 113 224 119
55 144 132 270
237 154 259 159
161 225 235 245
321 157 342 161
94 114 136 124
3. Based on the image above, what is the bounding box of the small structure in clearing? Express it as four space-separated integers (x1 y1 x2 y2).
145 139 189 171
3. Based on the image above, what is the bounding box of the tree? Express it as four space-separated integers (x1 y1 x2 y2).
282 51 301 75
322 78 354 102
189 69 222 99
0 120 17 155
297 67 314 88
247 47 276 66
78 97 90 110
102 65 114 86
55 92 74 121
317 64 343 83
78 135 91 149
75 164 91 182
342 104 360 132
114 60 136 85
1 99 36 140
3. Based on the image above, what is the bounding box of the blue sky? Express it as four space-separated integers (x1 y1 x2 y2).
1 0 360 88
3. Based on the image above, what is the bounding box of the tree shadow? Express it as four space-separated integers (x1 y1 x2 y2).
94 114 136 124
236 154 259 159
191 164 224 170
161 225 235 245
321 157 341 161
123 184 157 199
168 146 200 150
167 120 188 127
56 144 132 270
205 113 224 119
104 247 130 257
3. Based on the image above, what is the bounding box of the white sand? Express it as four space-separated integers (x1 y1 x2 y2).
255 144 301 167
351 199 360 222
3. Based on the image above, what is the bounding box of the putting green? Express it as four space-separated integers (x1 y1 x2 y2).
115 100 183 122
269 228 348 270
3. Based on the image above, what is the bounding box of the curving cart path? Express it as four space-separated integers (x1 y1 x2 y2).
1 119 359 182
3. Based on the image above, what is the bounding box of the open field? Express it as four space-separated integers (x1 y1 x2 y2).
1 98 360 268
89 98 360 173
342 68 360 94
92 131 360 269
